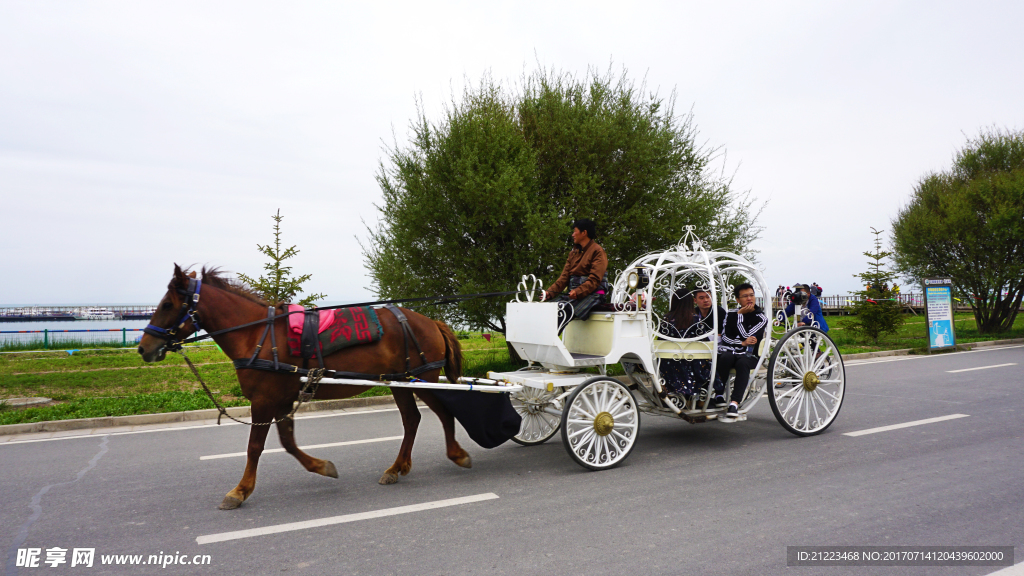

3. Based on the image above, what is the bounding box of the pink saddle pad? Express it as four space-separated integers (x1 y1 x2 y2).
287 305 336 335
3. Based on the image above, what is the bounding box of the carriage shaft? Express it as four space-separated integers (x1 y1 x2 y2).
299 376 522 394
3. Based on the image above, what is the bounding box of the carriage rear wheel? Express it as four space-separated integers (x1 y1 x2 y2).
511 385 564 446
560 377 640 470
767 326 845 436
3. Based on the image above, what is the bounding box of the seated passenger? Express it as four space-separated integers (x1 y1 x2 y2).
658 288 725 401
714 283 769 421
690 288 727 340
541 218 609 331
778 283 829 332
658 290 696 397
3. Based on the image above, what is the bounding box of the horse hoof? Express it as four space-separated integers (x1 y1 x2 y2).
454 455 472 469
378 472 399 485
322 461 339 479
218 496 243 510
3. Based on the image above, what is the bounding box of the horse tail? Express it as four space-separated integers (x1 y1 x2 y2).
434 321 463 384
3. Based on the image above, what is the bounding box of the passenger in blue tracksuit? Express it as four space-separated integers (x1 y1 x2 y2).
779 284 829 332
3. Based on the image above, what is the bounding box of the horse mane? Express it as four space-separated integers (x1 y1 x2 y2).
198 266 275 307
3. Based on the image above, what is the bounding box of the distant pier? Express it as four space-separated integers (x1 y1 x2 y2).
0 305 157 322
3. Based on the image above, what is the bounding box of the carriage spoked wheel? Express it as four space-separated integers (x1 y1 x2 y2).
767 326 846 437
510 385 564 446
560 377 640 470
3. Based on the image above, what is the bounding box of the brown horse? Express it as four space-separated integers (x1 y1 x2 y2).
137 265 470 510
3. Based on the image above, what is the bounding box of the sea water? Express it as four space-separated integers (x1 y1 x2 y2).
1 319 157 348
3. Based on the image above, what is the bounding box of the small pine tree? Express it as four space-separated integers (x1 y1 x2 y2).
237 209 326 306
847 227 904 344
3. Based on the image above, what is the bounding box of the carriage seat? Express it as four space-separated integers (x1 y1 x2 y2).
653 338 768 361
507 303 655 371
653 340 714 360
563 314 615 357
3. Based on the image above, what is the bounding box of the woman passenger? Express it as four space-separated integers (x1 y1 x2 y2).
659 288 724 402
658 290 696 397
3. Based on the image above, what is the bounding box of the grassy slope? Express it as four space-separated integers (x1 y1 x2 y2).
0 334 515 425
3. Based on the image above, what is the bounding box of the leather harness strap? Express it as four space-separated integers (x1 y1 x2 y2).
384 304 430 376
234 304 445 382
231 358 446 381
245 306 276 368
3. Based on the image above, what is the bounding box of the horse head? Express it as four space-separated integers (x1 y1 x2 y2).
138 264 199 362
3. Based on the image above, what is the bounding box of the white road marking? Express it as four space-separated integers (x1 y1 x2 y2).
200 435 403 460
844 392 965 405
985 562 1024 575
196 493 499 545
844 414 969 437
844 344 1024 367
845 356 926 366
0 406 413 446
947 363 1017 373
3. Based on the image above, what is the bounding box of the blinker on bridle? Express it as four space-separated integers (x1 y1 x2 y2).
143 277 202 352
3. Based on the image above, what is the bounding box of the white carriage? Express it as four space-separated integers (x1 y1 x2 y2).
488 227 847 470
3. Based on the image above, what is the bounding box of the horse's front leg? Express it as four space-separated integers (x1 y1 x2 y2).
379 388 420 485
219 406 273 510
276 411 338 479
414 390 471 469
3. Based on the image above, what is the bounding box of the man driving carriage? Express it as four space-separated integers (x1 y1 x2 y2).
541 218 609 330
715 283 769 421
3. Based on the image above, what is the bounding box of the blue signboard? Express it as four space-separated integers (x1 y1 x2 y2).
923 278 955 351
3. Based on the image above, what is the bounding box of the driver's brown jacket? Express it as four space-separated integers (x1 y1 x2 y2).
545 241 608 299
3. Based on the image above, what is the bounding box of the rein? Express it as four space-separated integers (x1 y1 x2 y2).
177 289 519 347
180 348 325 427
147 283 516 427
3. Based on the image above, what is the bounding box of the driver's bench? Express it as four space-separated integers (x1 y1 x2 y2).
505 302 653 371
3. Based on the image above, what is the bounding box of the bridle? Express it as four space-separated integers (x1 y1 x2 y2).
143 278 202 353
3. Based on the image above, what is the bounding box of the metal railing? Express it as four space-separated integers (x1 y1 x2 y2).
769 293 975 314
0 328 146 349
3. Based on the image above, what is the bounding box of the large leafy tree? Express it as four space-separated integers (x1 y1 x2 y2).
364 66 762 332
892 128 1024 333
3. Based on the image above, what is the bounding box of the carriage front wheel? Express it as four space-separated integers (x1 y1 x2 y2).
560 377 640 470
510 385 564 446
767 326 846 436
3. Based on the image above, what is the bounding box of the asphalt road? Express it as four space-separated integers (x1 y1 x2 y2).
2 345 1023 576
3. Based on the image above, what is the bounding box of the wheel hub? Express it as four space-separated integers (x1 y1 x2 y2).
802 371 820 391
593 412 614 436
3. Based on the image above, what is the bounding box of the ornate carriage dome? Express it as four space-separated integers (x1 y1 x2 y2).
609 226 771 342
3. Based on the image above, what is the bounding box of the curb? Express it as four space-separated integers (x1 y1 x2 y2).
843 348 913 360
842 337 1024 360
0 395 395 437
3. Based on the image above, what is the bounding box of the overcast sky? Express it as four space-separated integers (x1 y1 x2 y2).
2 1 1021 306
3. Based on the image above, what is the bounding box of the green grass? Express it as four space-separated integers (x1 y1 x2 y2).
821 311 1024 355
0 346 238 401
0 335 506 425
462 347 526 376
0 336 145 352
0 390 250 426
